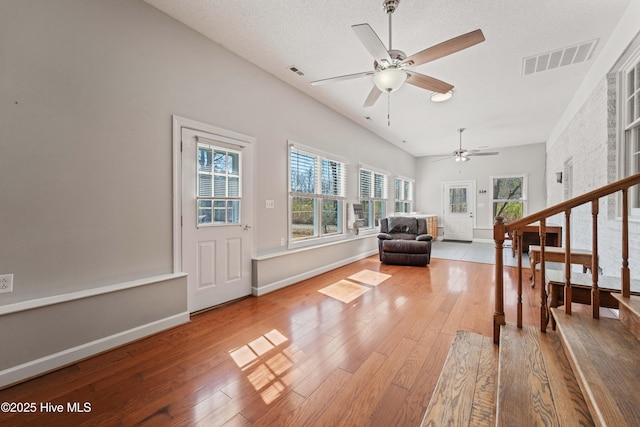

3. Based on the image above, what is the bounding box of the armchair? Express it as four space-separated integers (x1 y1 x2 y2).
377 217 433 266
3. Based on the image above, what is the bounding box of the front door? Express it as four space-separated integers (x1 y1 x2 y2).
181 127 254 313
443 181 474 242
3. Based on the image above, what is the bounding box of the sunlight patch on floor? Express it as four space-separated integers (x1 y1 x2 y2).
348 269 392 286
318 279 371 303
227 328 296 404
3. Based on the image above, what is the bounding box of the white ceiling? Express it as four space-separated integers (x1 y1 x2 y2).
144 0 631 157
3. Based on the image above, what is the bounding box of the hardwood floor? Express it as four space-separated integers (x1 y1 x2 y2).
0 255 540 426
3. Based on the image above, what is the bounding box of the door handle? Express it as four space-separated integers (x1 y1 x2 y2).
243 224 252 230
469 212 474 218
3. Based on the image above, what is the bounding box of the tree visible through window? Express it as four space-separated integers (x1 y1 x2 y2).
492 176 525 223
289 145 346 241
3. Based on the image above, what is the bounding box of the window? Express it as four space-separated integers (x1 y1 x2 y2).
491 175 526 223
359 167 388 229
621 52 640 214
197 144 241 225
394 177 414 213
289 144 347 242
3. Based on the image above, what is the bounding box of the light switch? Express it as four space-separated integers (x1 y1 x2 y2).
266 200 275 209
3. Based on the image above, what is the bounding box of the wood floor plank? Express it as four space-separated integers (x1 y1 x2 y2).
420 331 485 427
264 368 352 427
0 256 537 426
468 336 498 427
537 328 594 427
497 324 559 426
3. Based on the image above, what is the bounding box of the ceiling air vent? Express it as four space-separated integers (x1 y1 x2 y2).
522 39 599 76
288 65 305 77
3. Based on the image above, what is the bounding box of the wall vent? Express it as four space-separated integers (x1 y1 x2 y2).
522 39 599 76
288 65 305 76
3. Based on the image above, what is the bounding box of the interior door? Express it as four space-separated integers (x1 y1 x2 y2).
443 181 474 242
181 127 253 313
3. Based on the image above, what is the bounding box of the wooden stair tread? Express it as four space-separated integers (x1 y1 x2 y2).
496 324 593 426
551 308 640 426
421 331 497 427
613 293 640 317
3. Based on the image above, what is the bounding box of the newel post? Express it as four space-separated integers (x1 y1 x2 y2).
494 216 506 344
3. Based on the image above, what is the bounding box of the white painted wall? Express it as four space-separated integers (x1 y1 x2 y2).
415 143 547 240
0 0 413 385
0 0 413 306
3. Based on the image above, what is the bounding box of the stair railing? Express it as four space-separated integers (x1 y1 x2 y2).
493 173 640 344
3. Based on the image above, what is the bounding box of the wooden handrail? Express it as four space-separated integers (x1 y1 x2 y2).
493 173 640 344
504 173 640 233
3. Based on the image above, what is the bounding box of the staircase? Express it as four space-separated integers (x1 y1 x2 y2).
422 303 640 426
423 173 640 426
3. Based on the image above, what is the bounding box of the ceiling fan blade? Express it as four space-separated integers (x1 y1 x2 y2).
402 29 485 67
431 156 454 162
406 72 454 93
467 151 499 156
352 24 392 62
310 71 373 86
363 86 382 107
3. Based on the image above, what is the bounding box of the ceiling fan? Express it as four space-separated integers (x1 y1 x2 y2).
444 128 499 163
310 0 485 108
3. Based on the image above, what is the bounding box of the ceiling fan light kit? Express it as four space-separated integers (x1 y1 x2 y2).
431 128 502 163
309 0 485 112
430 90 453 102
373 67 407 92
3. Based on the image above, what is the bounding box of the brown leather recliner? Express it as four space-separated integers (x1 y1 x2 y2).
377 217 433 266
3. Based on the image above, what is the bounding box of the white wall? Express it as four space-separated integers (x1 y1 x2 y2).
0 0 413 385
415 143 547 240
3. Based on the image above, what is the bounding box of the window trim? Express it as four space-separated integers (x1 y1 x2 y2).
616 42 640 218
196 142 243 227
288 141 348 248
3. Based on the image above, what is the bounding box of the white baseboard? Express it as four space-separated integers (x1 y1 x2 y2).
253 249 378 296
0 312 189 389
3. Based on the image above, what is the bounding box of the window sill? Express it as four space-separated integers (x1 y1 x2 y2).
254 233 376 261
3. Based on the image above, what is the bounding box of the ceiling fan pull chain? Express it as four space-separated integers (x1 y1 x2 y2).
388 92 391 126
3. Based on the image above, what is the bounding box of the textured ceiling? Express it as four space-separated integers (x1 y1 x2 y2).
144 0 631 157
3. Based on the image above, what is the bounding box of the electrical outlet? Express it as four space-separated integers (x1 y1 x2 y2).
0 274 13 293
280 237 286 246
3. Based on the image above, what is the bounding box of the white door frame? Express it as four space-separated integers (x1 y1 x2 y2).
441 180 476 241
172 115 256 274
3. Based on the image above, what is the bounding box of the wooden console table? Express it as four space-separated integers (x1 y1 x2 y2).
414 214 438 239
510 222 562 256
528 245 593 288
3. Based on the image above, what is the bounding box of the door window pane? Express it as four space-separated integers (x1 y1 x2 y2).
198 200 212 225
449 188 468 213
